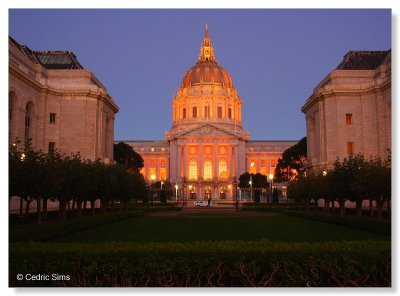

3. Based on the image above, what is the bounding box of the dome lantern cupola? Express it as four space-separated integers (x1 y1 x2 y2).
198 23 216 63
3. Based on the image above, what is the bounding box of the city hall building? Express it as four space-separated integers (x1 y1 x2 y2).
123 26 297 200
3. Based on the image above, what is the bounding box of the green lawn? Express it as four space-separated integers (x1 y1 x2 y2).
53 212 389 243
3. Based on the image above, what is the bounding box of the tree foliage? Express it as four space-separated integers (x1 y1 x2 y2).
9 142 147 223
239 173 269 203
275 137 307 183
287 153 391 218
114 142 144 173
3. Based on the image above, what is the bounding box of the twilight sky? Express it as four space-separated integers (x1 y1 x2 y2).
9 9 391 141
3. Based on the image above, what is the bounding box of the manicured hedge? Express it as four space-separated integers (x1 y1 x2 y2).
283 211 391 236
10 211 144 243
10 240 390 287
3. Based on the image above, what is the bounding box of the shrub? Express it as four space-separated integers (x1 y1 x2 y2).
9 240 390 287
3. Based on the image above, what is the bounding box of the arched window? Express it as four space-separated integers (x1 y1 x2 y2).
24 102 33 146
219 160 227 179
203 161 213 180
189 160 198 180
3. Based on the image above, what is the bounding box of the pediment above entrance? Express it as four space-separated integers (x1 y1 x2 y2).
165 123 250 141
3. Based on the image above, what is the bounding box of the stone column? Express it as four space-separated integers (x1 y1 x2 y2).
183 143 187 178
199 144 203 179
177 144 182 179
235 144 239 177
213 144 218 179
238 140 246 177
156 157 160 180
229 144 233 178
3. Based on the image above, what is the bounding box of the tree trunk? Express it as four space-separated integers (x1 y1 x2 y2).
376 200 384 220
24 199 31 217
305 201 309 213
339 201 345 217
111 200 114 212
42 198 48 221
102 200 107 214
90 200 96 216
59 200 67 222
125 200 129 212
36 197 42 225
369 199 374 217
83 201 88 210
19 196 24 216
387 199 391 218
355 200 363 217
72 200 76 216
76 200 82 219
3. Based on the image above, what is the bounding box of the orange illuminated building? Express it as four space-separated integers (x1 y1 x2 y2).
122 25 296 200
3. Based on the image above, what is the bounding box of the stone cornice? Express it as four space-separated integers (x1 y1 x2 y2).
301 78 391 113
9 63 119 113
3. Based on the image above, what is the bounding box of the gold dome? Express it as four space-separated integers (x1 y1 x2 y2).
181 62 233 88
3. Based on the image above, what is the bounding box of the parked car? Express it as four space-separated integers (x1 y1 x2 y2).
194 200 211 207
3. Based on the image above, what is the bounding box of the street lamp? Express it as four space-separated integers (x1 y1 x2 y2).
322 170 327 177
250 161 255 202
249 179 252 202
269 173 274 203
175 184 178 203
188 185 192 200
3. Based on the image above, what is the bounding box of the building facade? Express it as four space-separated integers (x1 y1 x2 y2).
301 50 391 170
9 36 119 162
123 26 297 201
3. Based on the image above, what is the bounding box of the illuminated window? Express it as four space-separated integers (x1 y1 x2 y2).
260 160 267 175
271 159 276 167
204 161 213 180
250 161 256 174
219 160 227 179
346 114 352 125
347 142 354 155
182 108 186 119
217 106 222 118
149 167 156 179
160 168 167 180
151 147 155 152
189 161 198 180
228 108 232 119
193 107 197 118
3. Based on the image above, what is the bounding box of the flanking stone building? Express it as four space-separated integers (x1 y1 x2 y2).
9 36 119 162
301 50 391 171
121 25 297 201
9 36 119 212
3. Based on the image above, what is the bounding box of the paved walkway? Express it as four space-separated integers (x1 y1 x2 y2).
150 208 276 217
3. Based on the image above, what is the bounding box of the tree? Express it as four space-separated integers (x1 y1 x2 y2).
274 137 307 183
239 172 269 203
114 142 144 172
